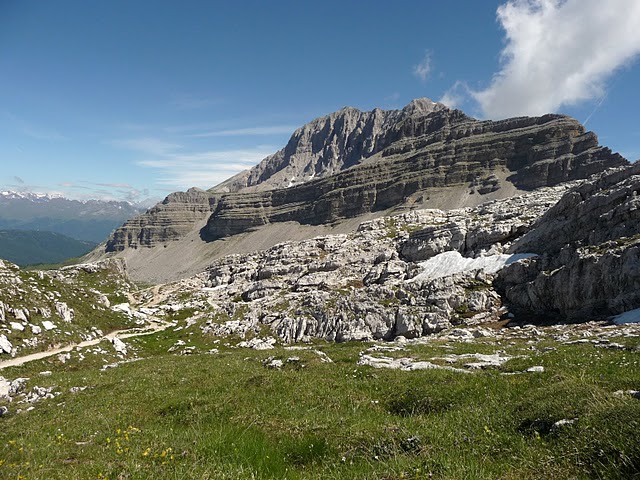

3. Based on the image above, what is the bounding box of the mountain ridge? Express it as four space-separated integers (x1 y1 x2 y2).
99 99 627 283
211 98 451 193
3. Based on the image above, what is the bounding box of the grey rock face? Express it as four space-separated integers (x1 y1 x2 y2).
0 335 12 354
183 187 571 344
106 188 217 250
212 99 448 193
498 237 640 321
512 163 640 255
398 184 570 262
497 163 640 320
200 112 623 241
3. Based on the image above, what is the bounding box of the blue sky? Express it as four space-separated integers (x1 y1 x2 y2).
2 0 640 202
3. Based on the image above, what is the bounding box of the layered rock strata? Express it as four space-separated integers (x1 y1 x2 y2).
201 113 623 240
497 163 640 320
107 188 217 250
105 100 625 252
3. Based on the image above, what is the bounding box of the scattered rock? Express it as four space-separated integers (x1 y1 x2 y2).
25 386 56 403
111 338 128 356
42 321 57 331
58 353 71 364
526 366 545 373
358 354 469 373
264 358 283 369
0 335 12 354
237 337 276 350
9 378 29 396
55 302 74 322
550 418 577 434
0 376 10 397
10 322 25 331
613 389 640 399
435 352 513 370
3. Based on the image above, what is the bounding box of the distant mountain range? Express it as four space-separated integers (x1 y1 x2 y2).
0 191 153 243
0 229 96 266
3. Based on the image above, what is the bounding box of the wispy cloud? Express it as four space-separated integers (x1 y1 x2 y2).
3 111 68 141
413 50 433 82
114 135 275 190
136 147 275 189
471 0 640 119
13 176 24 184
439 81 470 110
187 125 297 138
22 126 68 141
57 181 155 203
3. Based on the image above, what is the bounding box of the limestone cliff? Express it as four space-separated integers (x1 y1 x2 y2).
106 188 217 250
201 112 623 241
497 162 640 321
103 99 627 282
210 98 449 193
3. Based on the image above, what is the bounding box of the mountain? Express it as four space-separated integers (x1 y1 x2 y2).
0 192 151 243
0 230 96 266
97 99 626 283
212 98 449 193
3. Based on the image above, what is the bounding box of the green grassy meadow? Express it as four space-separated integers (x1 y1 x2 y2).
1 315 639 480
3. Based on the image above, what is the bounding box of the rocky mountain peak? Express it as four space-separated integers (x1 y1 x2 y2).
401 97 444 116
210 100 458 194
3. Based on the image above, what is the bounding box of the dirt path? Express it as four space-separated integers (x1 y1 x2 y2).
0 281 186 371
0 319 172 370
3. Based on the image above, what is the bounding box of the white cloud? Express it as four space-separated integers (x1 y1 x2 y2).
439 81 470 110
3 111 68 141
473 0 640 119
413 51 432 82
122 141 276 190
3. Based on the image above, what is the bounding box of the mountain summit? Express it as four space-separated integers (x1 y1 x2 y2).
211 98 452 193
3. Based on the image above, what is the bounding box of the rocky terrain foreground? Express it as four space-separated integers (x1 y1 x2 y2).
3 163 640 359
96 99 626 283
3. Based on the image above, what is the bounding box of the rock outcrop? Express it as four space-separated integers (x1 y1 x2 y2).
106 188 217 250
105 99 626 254
497 163 640 321
211 98 449 193
0 257 136 358
165 185 573 343
200 111 625 240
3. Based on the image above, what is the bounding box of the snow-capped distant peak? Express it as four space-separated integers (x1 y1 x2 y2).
0 190 64 201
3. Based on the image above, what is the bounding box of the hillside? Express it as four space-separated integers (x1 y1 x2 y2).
0 230 96 266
